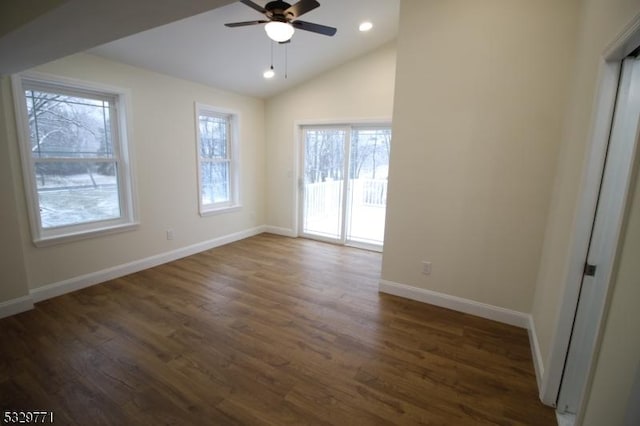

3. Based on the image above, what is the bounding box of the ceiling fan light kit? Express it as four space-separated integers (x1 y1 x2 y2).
265 21 295 42
225 0 337 80
225 0 337 41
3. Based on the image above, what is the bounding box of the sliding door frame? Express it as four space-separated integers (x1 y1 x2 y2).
292 118 392 248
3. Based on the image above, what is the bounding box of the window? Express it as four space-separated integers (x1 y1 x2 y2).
195 103 240 215
12 74 137 246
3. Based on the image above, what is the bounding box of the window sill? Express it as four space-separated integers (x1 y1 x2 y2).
199 205 242 217
33 222 140 247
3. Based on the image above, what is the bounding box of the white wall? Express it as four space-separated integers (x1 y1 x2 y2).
265 43 397 232
382 0 579 313
0 41 397 310
1 53 265 294
531 0 640 377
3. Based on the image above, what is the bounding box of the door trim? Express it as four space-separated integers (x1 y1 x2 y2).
540 61 620 406
541 11 640 417
556 56 640 414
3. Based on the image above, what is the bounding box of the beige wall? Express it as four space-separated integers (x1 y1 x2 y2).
0 40 397 305
382 0 579 312
582 152 640 424
531 0 640 374
2 53 265 291
265 43 397 231
528 0 640 419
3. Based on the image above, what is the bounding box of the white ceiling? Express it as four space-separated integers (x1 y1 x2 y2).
89 0 400 99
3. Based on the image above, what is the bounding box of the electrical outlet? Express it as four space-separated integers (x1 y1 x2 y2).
421 261 432 275
166 229 174 240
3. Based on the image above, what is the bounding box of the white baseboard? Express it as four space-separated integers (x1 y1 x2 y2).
262 225 297 238
0 294 34 319
528 314 545 392
378 279 529 328
30 226 266 303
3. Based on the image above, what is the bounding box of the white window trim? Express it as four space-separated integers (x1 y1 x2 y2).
194 102 241 216
11 72 139 247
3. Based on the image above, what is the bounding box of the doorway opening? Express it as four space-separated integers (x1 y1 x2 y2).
299 124 391 250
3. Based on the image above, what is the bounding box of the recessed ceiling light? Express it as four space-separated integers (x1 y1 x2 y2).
263 67 275 79
359 21 373 32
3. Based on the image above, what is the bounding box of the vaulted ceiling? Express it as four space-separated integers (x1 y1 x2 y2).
0 1 399 99
89 0 400 98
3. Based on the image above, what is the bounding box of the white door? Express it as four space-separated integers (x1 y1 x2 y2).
299 125 391 248
557 56 640 413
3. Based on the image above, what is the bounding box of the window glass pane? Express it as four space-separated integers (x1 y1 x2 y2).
303 129 346 184
350 128 392 179
199 114 228 159
35 161 120 228
347 128 391 245
302 129 346 240
25 89 114 159
200 162 230 206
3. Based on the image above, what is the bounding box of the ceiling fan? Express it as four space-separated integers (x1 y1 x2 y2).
225 0 337 43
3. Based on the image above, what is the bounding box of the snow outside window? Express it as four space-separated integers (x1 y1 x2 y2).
12 74 137 246
195 104 240 215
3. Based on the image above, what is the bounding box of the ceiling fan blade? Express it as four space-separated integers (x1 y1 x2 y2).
291 20 337 36
225 20 269 27
239 0 267 14
285 0 320 19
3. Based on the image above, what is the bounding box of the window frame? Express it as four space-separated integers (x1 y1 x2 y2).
194 102 241 216
11 72 139 247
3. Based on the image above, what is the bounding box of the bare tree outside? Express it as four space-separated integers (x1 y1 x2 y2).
198 113 231 206
304 129 345 184
350 128 391 180
25 87 120 228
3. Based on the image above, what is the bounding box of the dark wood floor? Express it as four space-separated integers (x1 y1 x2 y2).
0 234 555 425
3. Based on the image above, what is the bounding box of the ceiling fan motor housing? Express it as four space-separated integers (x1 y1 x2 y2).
265 1 294 21
225 0 336 37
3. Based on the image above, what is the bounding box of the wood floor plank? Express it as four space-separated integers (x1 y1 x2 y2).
0 234 555 425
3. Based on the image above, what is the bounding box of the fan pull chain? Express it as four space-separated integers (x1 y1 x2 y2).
270 40 274 70
285 43 288 79
263 40 275 79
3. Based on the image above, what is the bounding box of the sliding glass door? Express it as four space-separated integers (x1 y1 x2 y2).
346 127 391 245
300 125 391 248
300 127 347 240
